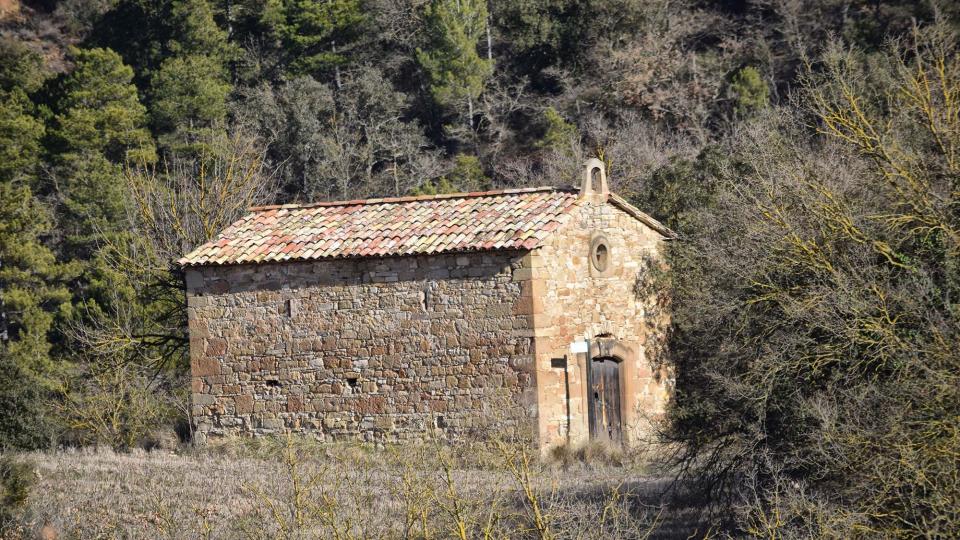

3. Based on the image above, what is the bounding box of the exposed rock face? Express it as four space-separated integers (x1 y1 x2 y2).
186 190 671 448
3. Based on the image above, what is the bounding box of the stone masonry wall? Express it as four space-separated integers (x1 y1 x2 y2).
528 195 671 448
185 251 537 444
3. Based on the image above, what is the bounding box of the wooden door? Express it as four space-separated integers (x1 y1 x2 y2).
589 357 623 443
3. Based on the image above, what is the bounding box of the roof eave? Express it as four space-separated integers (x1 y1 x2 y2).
178 244 537 269
606 193 676 239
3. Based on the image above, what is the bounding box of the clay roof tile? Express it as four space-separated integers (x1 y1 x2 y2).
180 187 584 266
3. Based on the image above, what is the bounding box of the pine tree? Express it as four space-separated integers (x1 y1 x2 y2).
150 54 232 148
536 107 576 152
0 185 70 381
728 66 769 118
148 0 236 151
52 48 154 162
410 154 487 195
261 0 365 81
0 40 45 187
417 0 493 129
49 47 155 255
0 41 70 448
0 92 44 185
89 0 236 151
167 0 235 59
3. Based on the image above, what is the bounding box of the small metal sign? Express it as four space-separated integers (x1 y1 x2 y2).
570 340 588 354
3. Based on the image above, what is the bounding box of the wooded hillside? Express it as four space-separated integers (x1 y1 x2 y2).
2 0 959 536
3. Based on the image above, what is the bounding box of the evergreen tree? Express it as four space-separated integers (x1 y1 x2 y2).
0 185 70 380
48 48 154 238
491 0 575 72
728 66 769 118
51 48 154 163
148 0 236 151
150 54 232 149
261 0 365 81
410 153 487 195
0 40 45 186
167 0 236 60
0 92 44 185
416 0 493 128
536 107 577 152
0 40 69 448
90 0 237 82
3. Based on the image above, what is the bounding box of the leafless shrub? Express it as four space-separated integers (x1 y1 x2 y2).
662 24 960 537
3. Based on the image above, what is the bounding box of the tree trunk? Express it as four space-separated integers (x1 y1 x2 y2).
332 40 342 90
226 0 237 82
486 14 493 62
393 159 399 196
468 96 474 130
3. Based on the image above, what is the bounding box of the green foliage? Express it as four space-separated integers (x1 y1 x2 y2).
145 0 235 151
0 184 70 374
0 353 55 450
0 455 35 530
0 184 68 448
51 47 154 162
637 146 729 234
417 0 493 114
0 41 46 185
0 38 46 93
0 40 66 450
0 184 70 389
727 66 769 117
90 0 237 84
443 153 488 192
262 0 365 78
537 107 577 151
411 154 488 195
167 0 235 59
492 0 655 78
492 0 598 73
0 91 45 184
49 47 154 252
149 54 231 140
409 177 455 196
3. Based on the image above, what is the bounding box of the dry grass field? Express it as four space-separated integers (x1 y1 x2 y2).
2 437 711 539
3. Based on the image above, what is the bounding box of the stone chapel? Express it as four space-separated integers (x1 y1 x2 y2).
180 159 674 448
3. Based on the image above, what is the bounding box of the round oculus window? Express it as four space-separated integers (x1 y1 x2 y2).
590 237 611 272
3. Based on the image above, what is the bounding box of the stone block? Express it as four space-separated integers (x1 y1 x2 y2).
287 395 304 412
235 395 254 414
205 338 227 357
374 416 395 430
194 357 220 376
193 394 216 406
261 418 283 429
512 267 533 282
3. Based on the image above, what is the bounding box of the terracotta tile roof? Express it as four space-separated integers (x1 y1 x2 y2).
179 187 584 267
